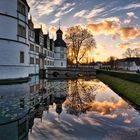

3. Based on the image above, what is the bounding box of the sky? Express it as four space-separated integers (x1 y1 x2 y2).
27 0 140 62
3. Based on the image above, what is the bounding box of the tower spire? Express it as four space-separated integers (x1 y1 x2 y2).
59 20 61 29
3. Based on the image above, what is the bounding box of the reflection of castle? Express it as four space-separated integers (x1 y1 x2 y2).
0 78 67 140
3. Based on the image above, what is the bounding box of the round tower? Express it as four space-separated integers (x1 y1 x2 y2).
0 0 30 80
54 28 67 68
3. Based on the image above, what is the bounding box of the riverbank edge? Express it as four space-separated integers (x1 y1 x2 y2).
0 77 31 85
97 74 140 108
96 69 140 83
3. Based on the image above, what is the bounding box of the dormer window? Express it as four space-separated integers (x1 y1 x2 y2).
18 1 26 15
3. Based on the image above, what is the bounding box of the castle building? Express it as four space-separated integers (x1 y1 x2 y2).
0 0 30 80
54 28 67 68
0 0 67 80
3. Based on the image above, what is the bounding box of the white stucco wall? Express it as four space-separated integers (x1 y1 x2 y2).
54 47 67 68
0 0 30 80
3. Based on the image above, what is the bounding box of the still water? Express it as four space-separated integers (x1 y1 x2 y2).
0 76 140 140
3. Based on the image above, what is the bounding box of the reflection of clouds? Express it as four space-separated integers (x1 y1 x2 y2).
105 128 140 140
123 118 132 123
66 79 129 117
29 78 140 140
87 99 128 115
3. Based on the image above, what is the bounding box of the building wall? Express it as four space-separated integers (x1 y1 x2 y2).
54 47 67 68
0 0 67 80
0 0 29 80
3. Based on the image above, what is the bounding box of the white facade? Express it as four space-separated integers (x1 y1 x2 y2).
0 0 67 80
54 29 67 68
117 61 140 71
0 0 29 80
28 22 55 75
54 47 67 67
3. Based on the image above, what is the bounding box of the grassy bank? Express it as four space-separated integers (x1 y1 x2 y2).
96 69 140 83
97 74 140 107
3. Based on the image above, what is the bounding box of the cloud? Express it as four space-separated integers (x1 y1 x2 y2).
73 7 105 19
118 27 140 40
55 2 75 17
32 18 48 33
55 8 75 17
27 0 65 18
121 3 140 10
124 12 138 24
101 3 140 17
117 41 140 49
60 2 75 11
73 10 87 17
86 8 105 19
50 18 60 24
87 99 128 115
87 20 140 40
49 26 57 33
118 42 131 48
133 41 140 47
87 20 116 35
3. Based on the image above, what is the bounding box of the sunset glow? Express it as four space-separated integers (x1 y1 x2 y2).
27 0 140 61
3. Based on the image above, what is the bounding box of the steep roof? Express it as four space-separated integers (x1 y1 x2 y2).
54 39 66 47
56 28 63 34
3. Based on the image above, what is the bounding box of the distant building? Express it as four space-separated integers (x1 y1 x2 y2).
116 58 140 71
0 0 67 80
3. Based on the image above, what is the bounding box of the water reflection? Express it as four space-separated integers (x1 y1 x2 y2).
0 77 140 140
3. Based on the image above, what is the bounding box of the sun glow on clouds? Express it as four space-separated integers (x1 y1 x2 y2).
27 0 140 62
87 20 140 41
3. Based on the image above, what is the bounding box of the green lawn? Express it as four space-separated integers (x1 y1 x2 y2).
97 74 140 106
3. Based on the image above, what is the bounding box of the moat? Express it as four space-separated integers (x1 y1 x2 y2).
0 76 140 140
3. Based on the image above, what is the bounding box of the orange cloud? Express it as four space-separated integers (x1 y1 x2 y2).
134 41 140 47
34 22 48 33
88 99 128 115
118 27 140 40
87 21 116 35
117 41 140 49
87 20 140 40
118 42 131 48
49 26 57 33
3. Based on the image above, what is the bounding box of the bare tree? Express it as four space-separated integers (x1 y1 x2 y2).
106 56 117 69
133 48 140 57
123 48 134 58
65 25 96 67
123 48 140 58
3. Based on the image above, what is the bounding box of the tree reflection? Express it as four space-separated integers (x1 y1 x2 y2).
65 79 101 116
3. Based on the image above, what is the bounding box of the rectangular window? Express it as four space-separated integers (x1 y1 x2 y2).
35 46 39 53
36 58 39 64
61 62 63 66
60 53 64 59
44 60 47 65
30 44 34 51
18 1 26 15
18 24 26 38
30 57 34 64
60 47 64 51
20 51 24 63
44 50 47 55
